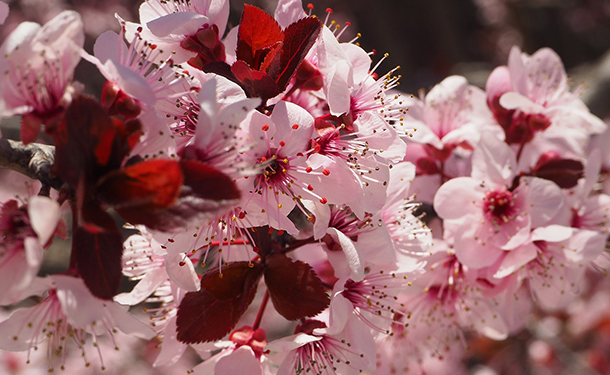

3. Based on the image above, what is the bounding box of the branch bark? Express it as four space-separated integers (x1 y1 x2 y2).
0 139 63 190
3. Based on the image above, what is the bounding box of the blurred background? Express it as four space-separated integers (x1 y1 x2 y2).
1 0 610 374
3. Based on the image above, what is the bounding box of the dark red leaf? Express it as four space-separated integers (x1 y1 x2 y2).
274 17 322 91
236 4 284 69
96 159 183 210
73 225 123 300
53 96 141 188
264 253 330 320
176 262 264 343
201 61 236 82
231 60 281 100
109 160 240 232
181 160 240 201
531 158 584 189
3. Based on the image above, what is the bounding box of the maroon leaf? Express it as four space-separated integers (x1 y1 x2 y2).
176 262 264 343
532 158 584 189
236 4 284 69
274 16 322 91
53 96 141 188
73 224 123 300
231 60 281 100
181 160 241 201
264 253 330 320
96 159 183 210
109 160 240 232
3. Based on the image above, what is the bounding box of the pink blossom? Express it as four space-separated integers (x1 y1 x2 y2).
0 11 84 143
434 132 564 268
190 326 270 375
115 234 201 367
0 197 60 306
124 0 230 65
0 275 154 372
486 46 606 168
266 317 376 375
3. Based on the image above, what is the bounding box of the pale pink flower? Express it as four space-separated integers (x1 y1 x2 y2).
190 326 270 375
0 196 60 306
486 46 606 168
391 242 508 363
237 100 362 233
499 227 607 311
266 317 376 375
124 0 230 64
402 75 501 202
329 270 415 336
434 132 564 269
115 233 201 367
0 275 154 372
0 11 84 143
151 77 261 264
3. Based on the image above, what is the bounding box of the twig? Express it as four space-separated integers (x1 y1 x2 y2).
0 139 63 190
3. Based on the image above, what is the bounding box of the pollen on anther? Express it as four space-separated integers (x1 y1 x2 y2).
262 125 269 131
292 124 299 129
322 169 330 176
320 197 328 204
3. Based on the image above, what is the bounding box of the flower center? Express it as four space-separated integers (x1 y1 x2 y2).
483 189 516 224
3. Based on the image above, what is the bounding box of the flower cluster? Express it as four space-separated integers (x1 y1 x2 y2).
0 0 608 374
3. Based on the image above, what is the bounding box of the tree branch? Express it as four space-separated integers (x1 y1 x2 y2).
0 139 63 190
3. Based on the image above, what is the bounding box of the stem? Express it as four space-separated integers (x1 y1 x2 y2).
516 140 526 163
252 290 269 330
0 139 63 190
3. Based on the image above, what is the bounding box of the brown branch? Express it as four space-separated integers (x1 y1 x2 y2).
0 139 63 190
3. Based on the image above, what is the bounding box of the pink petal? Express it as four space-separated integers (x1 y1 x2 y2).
325 227 363 281
27 196 60 245
342 43 370 84
454 224 504 269
214 346 262 375
114 267 166 305
326 61 351 116
274 0 306 28
164 253 199 292
433 177 484 220
0 2 8 25
530 225 573 243
153 316 188 367
499 92 545 114
147 12 209 37
485 66 512 101
325 292 353 336
93 30 128 66
356 112 406 163
270 101 314 156
471 131 517 186
521 176 564 227
493 243 538 278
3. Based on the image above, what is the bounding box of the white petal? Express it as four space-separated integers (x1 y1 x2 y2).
27 196 60 245
214 346 262 375
165 253 199 292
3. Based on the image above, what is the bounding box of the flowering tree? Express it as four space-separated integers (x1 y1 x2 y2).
0 0 609 374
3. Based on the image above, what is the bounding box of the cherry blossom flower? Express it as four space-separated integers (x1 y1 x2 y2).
267 317 376 375
0 10 84 143
190 326 270 375
486 46 606 168
0 196 61 306
114 233 202 367
0 275 154 372
124 0 230 65
434 132 564 269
